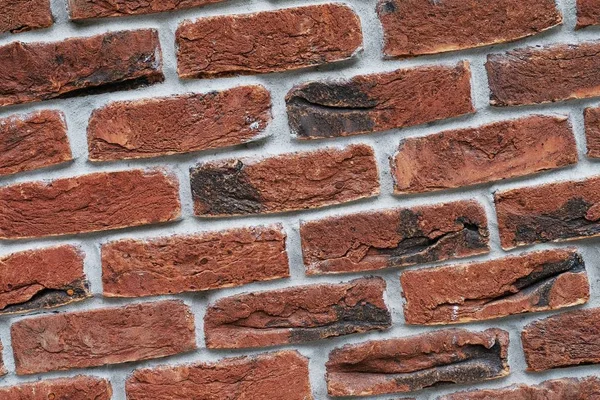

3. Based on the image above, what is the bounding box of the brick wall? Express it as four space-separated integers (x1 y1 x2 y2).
1 0 600 399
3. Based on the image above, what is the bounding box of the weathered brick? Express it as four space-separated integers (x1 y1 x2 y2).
69 0 226 20
88 85 271 161
0 110 72 176
190 144 379 217
440 376 600 400
402 249 589 325
102 225 289 297
495 176 600 249
0 340 5 376
0 169 180 240
393 115 577 194
584 106 600 157
577 0 600 29
1 245 90 315
522 307 600 371
204 277 391 349
11 300 196 375
377 0 561 58
176 4 362 79
0 29 163 107
487 42 600 106
286 62 473 139
0 376 112 400
301 200 489 275
0 0 53 34
326 328 509 397
127 351 312 400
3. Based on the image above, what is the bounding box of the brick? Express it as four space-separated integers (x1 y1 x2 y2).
584 106 600 157
11 300 196 375
0 245 90 315
286 62 474 139
88 85 271 161
401 249 589 325
126 350 312 400
0 169 180 240
301 200 489 275
102 225 289 298
0 29 163 107
0 0 53 34
190 144 379 217
577 0 600 29
495 176 600 249
0 110 72 176
326 328 509 397
393 115 577 194
69 0 226 20
204 277 391 349
487 42 600 106
0 376 112 400
0 340 5 376
176 4 362 79
377 0 561 58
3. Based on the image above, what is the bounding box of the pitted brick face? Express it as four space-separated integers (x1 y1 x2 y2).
68 0 227 20
0 376 112 400
577 0 600 29
0 0 53 34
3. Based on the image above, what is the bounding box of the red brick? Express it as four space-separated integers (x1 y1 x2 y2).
0 0 53 34
0 29 163 107
495 176 600 249
286 62 474 139
487 42 600 106
378 0 561 58
577 0 600 29
326 328 509 396
401 249 589 325
0 245 90 315
69 0 226 20
0 376 112 400
11 300 196 375
301 200 489 275
102 225 289 297
204 277 391 349
584 106 600 157
0 169 180 240
190 144 379 217
88 85 271 161
126 350 312 400
393 115 577 194
176 4 362 79
0 110 72 176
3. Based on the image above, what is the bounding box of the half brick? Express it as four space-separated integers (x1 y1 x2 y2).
577 0 600 29
0 0 53 34
584 106 600 157
0 376 112 400
0 340 5 377
69 0 227 20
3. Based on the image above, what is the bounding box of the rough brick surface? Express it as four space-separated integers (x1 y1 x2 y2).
487 42 600 106
0 340 5 376
522 307 600 371
377 0 561 58
0 245 90 316
0 0 53 34
0 376 112 400
11 300 196 375
0 169 180 240
301 200 489 275
584 106 600 157
0 110 72 176
393 115 577 194
69 0 226 20
286 62 473 139
401 249 589 325
176 4 362 78
88 85 271 161
126 351 312 400
577 0 600 29
495 176 600 249
102 225 289 297
190 144 379 217
326 328 509 397
0 29 163 107
204 277 391 349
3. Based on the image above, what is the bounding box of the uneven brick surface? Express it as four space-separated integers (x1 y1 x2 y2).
377 0 561 58
88 85 271 161
11 300 196 375
126 351 312 400
326 328 509 397
0 340 5 377
69 0 227 20
584 106 600 157
0 0 53 34
0 376 112 400
301 200 489 275
0 110 72 176
577 0 600 29
102 225 289 297
286 62 474 139
204 277 391 349
176 4 362 78
401 249 589 325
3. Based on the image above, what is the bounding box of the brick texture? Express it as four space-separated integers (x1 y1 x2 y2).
577 0 600 29
0 340 5 377
0 0 53 34
0 376 112 400
584 106 600 157
68 0 226 20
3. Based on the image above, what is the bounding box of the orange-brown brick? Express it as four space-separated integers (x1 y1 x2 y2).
0 340 5 377
0 376 112 400
584 106 600 157
577 0 600 29
69 0 226 20
0 0 53 34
